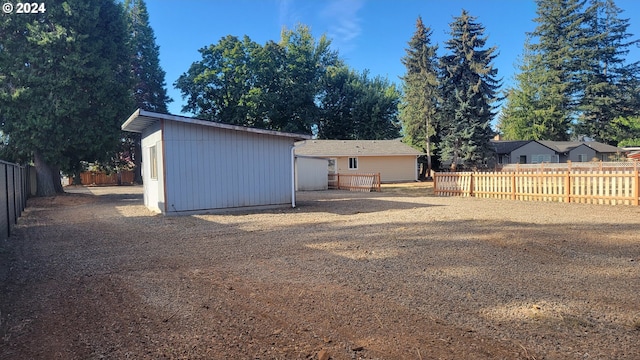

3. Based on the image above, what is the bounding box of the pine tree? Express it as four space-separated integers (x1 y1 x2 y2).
124 0 172 183
499 37 554 140
438 10 500 171
399 16 439 178
575 0 640 144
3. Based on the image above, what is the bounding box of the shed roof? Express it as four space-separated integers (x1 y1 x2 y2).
121 109 311 141
295 139 424 157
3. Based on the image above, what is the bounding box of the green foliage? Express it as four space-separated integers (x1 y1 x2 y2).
399 16 440 175
611 116 640 146
318 67 400 140
175 23 401 139
438 10 500 170
124 0 171 113
574 0 640 144
175 24 344 135
500 0 640 143
0 0 134 179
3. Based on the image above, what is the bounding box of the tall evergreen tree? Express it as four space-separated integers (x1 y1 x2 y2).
399 16 440 178
124 0 171 183
530 0 588 140
499 37 555 140
0 0 134 195
438 10 500 171
575 0 640 144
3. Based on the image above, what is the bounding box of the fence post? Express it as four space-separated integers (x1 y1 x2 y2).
377 173 381 192
511 173 516 200
565 171 571 203
634 169 639 206
468 173 474 197
433 172 438 196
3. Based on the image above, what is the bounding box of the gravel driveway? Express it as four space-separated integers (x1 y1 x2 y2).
1 184 639 359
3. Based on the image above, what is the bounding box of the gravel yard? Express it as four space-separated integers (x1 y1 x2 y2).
1 183 639 359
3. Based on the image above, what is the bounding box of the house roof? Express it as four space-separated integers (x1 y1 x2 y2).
538 141 622 153
121 109 311 141
294 139 424 157
492 140 531 154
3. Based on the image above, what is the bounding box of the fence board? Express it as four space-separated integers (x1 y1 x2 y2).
434 170 640 206
70 171 136 186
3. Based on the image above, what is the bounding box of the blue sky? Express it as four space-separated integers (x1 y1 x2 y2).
144 0 640 116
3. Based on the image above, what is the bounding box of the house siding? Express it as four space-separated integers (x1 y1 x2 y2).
567 145 597 162
162 120 293 213
509 142 557 164
141 122 164 213
335 156 418 182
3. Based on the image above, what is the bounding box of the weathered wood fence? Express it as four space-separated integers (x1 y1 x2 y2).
68 171 135 186
0 161 34 241
434 170 640 206
328 173 381 192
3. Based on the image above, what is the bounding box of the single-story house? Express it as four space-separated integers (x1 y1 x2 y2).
121 109 311 215
492 140 624 165
294 139 424 182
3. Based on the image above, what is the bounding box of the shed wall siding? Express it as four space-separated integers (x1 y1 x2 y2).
162 121 293 213
295 157 328 191
141 122 164 212
335 156 417 182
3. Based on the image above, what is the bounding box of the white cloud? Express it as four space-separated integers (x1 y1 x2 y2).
320 0 365 53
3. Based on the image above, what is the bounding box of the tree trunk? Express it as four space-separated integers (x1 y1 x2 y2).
34 151 64 196
134 133 143 184
73 171 82 185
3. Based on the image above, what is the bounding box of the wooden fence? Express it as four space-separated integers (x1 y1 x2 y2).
68 171 135 186
434 170 640 206
328 173 381 192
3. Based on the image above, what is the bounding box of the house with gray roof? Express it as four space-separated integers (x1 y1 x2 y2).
295 139 424 182
492 140 624 165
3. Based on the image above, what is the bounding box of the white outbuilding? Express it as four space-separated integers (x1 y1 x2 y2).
122 109 311 215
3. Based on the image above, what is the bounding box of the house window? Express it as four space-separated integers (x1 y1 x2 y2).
519 155 527 164
577 154 587 162
348 157 358 170
532 154 551 164
149 145 158 179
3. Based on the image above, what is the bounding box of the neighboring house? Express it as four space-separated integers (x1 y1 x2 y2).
294 139 424 182
121 109 311 215
492 140 624 165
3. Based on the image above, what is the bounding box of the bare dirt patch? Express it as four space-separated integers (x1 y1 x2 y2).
1 184 639 359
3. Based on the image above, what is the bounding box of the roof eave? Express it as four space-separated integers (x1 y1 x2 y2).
121 109 312 141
